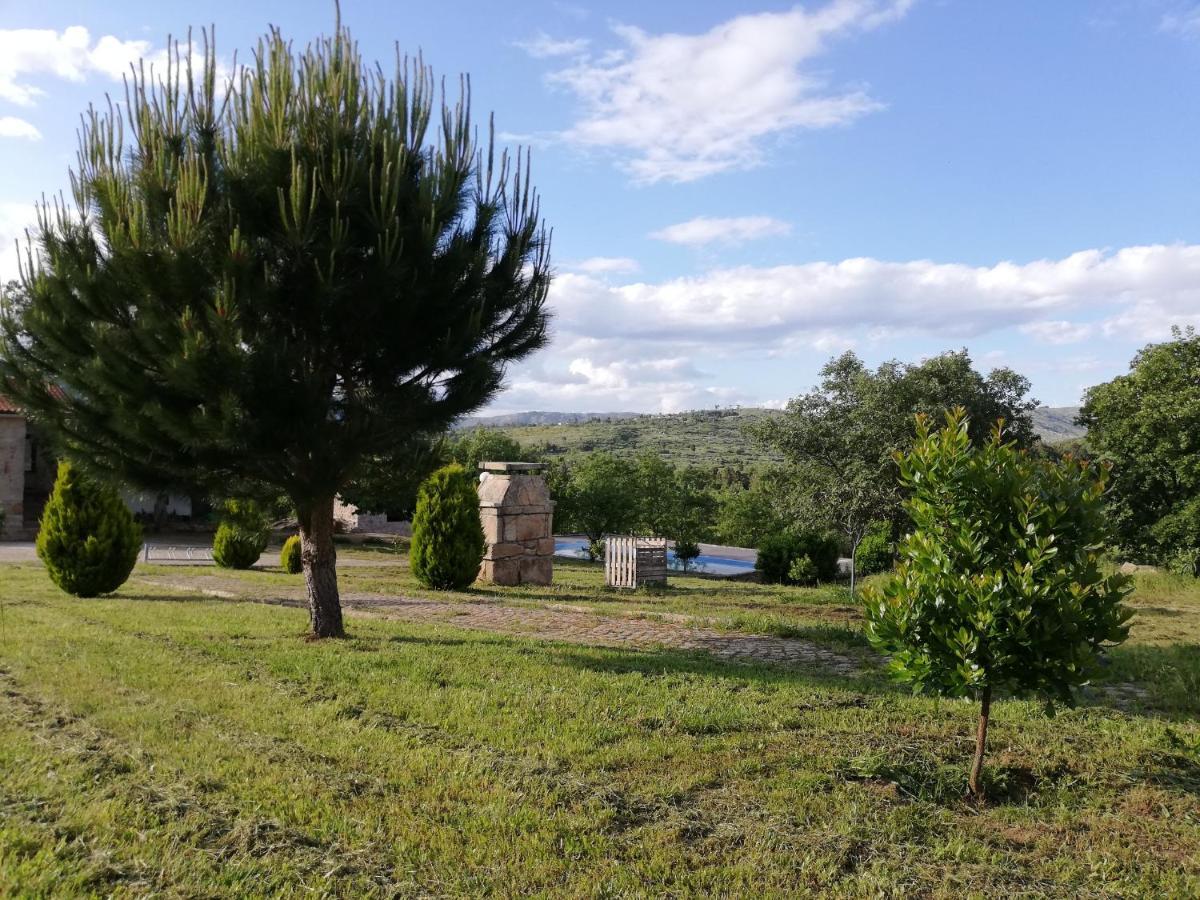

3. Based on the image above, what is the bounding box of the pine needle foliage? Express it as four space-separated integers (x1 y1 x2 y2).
0 21 551 636
864 409 1133 797
36 461 142 597
410 464 484 590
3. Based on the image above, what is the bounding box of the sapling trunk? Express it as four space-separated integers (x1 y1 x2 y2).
298 495 344 638
968 685 992 798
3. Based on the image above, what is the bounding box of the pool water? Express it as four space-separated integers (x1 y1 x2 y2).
553 537 756 577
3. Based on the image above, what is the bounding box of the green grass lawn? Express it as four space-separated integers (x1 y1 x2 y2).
1 556 1198 896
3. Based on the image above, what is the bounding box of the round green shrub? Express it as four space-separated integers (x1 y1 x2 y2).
756 530 840 585
36 461 142 597
854 521 894 575
212 499 270 569
281 535 303 574
756 533 801 584
410 464 485 590
788 554 818 586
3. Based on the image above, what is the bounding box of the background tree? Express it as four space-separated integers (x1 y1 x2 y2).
713 475 789 549
339 435 447 522
1080 326 1200 574
0 24 550 637
755 350 1037 594
632 454 716 570
552 453 639 558
449 428 534 473
864 411 1132 798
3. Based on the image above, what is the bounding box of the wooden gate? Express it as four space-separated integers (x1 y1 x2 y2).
605 536 668 589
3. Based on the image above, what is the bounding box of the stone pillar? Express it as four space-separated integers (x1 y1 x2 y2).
0 414 27 540
478 461 554 586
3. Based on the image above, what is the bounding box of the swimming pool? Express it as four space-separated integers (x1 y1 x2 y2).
553 537 756 577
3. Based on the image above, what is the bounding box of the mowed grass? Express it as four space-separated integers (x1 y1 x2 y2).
1 560 1198 897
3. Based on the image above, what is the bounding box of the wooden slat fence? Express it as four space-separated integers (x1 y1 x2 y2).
605 536 668 589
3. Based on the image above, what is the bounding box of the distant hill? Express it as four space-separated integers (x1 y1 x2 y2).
1031 406 1085 442
461 405 1086 469
466 408 781 469
457 410 639 428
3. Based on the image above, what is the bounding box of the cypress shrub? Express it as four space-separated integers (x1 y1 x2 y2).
212 499 270 569
281 535 303 574
410 464 485 590
36 461 142 597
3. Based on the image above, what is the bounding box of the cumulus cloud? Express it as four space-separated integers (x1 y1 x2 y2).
544 245 1200 345
0 116 40 140
650 215 791 246
1019 320 1094 345
546 0 913 182
515 32 590 59
1161 5 1200 37
0 202 37 282
494 243 1200 412
569 256 641 275
0 27 152 106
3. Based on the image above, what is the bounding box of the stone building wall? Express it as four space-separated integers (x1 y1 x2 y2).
0 414 27 539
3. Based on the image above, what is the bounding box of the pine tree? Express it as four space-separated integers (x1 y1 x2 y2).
0 21 550 637
37 462 142 597
410 464 485 590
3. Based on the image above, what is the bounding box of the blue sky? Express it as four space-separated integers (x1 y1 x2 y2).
3 0 1200 413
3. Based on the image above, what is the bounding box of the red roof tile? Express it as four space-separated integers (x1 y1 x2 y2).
0 394 21 414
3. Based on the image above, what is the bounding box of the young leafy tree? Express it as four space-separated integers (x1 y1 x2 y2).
0 24 550 637
864 410 1133 798
1080 326 1200 572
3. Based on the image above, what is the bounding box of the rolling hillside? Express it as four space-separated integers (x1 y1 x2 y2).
462 406 1086 469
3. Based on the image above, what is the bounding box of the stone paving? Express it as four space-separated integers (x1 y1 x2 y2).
139 574 865 677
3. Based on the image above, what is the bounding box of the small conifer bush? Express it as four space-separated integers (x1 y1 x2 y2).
281 535 303 574
410 464 485 590
212 499 270 570
36 461 142 597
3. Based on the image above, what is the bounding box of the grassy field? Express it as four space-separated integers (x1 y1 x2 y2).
1 550 1198 896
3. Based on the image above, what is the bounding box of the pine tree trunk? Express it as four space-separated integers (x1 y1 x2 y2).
968 685 992 799
298 495 344 638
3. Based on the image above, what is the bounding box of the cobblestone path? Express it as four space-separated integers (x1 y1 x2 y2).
140 575 865 677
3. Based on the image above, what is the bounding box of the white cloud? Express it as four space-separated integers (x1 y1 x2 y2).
1161 5 1200 37
0 27 151 106
491 243 1200 411
515 32 590 59
545 244 1200 345
569 256 640 275
651 215 791 246
0 116 41 140
546 0 913 182
0 202 37 283
1019 320 1094 345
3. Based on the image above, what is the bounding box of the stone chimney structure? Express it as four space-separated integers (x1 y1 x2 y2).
477 461 553 586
